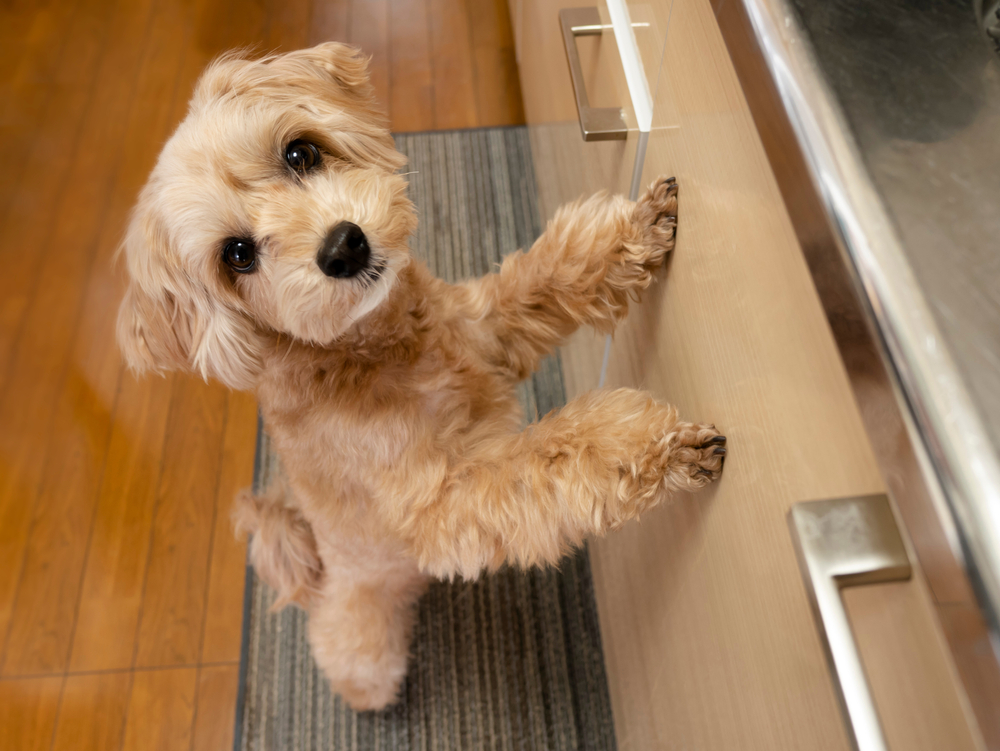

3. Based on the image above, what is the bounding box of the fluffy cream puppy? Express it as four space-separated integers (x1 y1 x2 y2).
117 43 725 711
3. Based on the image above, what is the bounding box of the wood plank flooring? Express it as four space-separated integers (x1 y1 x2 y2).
0 0 523 747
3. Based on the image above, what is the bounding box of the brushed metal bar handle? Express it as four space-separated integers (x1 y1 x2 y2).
559 7 627 141
788 494 912 751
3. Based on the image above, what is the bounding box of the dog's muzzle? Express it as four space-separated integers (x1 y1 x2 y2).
317 221 371 278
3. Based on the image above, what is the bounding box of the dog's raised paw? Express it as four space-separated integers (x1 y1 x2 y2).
665 422 726 491
631 175 680 267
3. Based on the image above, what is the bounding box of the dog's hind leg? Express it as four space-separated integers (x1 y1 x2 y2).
400 386 724 580
462 177 678 379
307 566 429 711
234 478 323 610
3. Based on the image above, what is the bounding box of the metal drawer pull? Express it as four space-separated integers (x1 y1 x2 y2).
788 494 912 751
559 7 627 141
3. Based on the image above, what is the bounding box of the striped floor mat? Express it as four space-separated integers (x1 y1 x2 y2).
235 127 617 751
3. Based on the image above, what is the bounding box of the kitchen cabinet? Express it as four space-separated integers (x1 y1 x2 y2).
509 0 988 748
514 0 642 215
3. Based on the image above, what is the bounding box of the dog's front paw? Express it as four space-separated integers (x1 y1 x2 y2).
630 175 679 269
610 406 726 526
662 422 726 491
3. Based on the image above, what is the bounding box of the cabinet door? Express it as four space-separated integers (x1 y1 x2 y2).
516 0 640 220
552 1 986 750
515 0 674 388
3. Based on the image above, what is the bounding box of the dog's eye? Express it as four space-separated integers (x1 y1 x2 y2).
285 140 320 174
224 239 257 273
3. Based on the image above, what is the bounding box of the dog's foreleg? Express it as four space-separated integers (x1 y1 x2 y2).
403 387 724 579
465 177 678 379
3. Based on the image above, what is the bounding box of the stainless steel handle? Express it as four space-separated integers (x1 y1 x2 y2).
788 494 912 751
559 7 627 141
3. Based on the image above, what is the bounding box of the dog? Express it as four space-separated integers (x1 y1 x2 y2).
116 43 726 711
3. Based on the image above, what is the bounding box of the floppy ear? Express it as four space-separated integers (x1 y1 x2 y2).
193 44 374 109
260 43 404 174
284 42 374 100
116 211 263 391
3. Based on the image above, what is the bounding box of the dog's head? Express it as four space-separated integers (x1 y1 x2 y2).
117 44 416 389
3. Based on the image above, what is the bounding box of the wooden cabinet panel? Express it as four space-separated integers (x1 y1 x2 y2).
517 0 986 748
518 0 623 124
514 0 639 220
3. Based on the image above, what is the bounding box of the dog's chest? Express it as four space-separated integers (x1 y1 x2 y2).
259 342 513 488
261 373 437 472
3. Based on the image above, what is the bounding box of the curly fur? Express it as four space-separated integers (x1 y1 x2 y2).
116 43 725 710
233 479 322 610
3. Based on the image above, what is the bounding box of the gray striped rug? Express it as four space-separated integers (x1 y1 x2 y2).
235 127 617 751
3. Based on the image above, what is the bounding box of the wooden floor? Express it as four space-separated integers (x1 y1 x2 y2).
0 0 522 748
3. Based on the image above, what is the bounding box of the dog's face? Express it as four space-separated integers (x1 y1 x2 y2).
117 44 416 389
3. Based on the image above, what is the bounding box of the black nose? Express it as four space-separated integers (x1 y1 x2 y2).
317 221 370 278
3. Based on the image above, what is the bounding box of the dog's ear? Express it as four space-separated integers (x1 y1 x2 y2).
282 42 374 100
192 44 373 108
271 44 404 173
116 209 264 391
189 50 249 108
117 281 263 390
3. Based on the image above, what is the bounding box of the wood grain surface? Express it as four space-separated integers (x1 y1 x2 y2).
0 0 524 747
512 0 988 748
